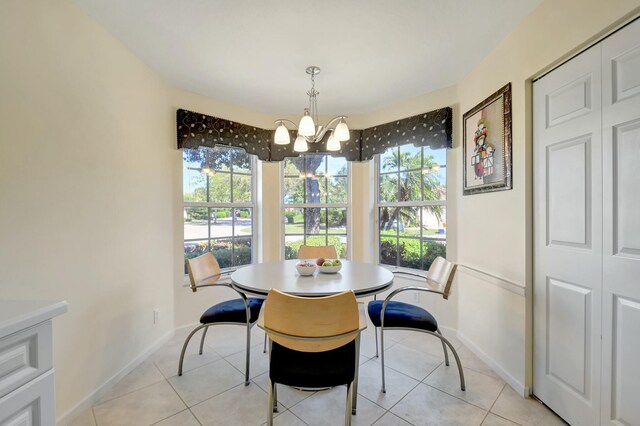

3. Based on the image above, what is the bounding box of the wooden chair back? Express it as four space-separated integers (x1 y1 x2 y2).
298 245 338 260
426 256 458 300
186 252 222 291
263 289 359 352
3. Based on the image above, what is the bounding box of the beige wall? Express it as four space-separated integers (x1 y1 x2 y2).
0 0 176 419
3 0 640 420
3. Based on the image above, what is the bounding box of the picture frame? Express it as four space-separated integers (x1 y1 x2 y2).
463 82 512 195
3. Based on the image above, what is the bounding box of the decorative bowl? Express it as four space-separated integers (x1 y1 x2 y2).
318 264 342 274
296 263 317 276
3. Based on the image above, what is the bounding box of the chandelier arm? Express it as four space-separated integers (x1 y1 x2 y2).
322 116 349 130
274 119 299 129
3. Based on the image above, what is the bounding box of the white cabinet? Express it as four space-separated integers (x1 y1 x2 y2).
0 301 67 426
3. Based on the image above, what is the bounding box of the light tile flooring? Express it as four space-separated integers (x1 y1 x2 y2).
71 323 565 426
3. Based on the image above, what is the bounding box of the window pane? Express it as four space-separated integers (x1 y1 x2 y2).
422 240 446 271
422 207 446 241
183 168 207 202
399 207 421 237
232 149 251 173
209 208 232 238
327 156 347 177
211 238 233 269
400 144 421 171
424 146 447 167
284 177 305 204
208 172 231 203
328 235 347 259
399 171 421 202
284 158 303 177
234 208 252 236
380 147 398 173
285 235 304 260
232 174 251 203
380 236 398 266
284 208 304 234
399 238 421 269
184 240 209 274
327 176 347 204
305 177 326 204
305 234 328 247
234 237 252 266
305 154 326 177
422 168 446 201
379 173 398 203
379 207 398 237
327 208 347 234
184 207 208 240
305 208 324 234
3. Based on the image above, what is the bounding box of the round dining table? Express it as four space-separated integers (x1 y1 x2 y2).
230 259 393 298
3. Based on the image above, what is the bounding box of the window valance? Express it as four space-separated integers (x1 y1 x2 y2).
177 107 452 161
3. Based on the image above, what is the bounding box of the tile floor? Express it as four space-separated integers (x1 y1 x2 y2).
71 322 565 426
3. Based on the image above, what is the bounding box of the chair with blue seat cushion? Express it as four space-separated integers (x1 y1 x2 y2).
367 256 465 393
259 289 367 426
178 253 264 385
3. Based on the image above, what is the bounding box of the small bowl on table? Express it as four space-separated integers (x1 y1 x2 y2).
296 262 317 276
318 261 342 274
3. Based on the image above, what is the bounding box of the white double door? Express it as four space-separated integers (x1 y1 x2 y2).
533 18 640 426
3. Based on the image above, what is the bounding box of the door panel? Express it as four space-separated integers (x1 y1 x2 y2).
534 44 602 426
601 18 640 426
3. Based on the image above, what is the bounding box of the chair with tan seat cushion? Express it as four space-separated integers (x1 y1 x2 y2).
297 244 338 260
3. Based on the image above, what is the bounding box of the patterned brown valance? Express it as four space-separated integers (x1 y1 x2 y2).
177 107 452 161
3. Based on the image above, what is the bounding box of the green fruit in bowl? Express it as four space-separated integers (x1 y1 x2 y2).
333 259 341 266
322 261 333 267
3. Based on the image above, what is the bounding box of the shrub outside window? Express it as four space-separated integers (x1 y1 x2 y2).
377 144 447 270
183 146 255 271
282 154 349 260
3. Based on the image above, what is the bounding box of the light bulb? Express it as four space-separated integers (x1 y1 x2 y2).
298 109 315 137
274 123 291 145
326 133 340 151
334 119 350 141
293 135 309 152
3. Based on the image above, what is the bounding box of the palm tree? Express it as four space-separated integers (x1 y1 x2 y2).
380 148 443 231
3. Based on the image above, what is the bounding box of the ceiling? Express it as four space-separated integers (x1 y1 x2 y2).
72 0 542 115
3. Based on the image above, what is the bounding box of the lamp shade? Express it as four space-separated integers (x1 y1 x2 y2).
326 133 340 151
334 119 350 141
293 135 309 152
298 111 315 137
274 124 291 145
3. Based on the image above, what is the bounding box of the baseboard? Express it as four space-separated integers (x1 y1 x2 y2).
56 329 174 425
456 331 530 397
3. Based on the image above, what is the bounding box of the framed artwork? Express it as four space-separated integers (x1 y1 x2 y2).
463 83 512 195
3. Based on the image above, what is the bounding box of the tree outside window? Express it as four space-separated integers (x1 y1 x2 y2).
378 144 447 270
283 154 349 259
183 146 255 271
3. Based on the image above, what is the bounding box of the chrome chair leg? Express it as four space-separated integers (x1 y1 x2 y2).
352 334 360 415
267 379 275 426
263 332 267 353
431 331 465 391
178 324 208 376
380 326 386 393
374 327 379 358
345 382 353 426
198 326 209 355
273 383 278 413
245 323 252 386
436 328 449 366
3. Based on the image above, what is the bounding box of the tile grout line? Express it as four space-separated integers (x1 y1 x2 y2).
484 384 525 426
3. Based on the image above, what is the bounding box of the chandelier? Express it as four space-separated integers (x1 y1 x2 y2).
274 66 350 152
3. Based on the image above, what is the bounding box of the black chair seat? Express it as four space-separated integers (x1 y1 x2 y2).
368 300 438 332
269 341 356 388
200 297 264 324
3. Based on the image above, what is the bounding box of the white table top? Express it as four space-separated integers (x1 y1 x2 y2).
231 259 393 297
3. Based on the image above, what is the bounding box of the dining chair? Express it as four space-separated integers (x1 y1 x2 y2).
179 252 264 385
297 244 337 260
367 256 465 392
258 289 366 426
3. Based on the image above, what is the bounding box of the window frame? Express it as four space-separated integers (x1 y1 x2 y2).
374 145 447 271
280 155 352 260
182 146 258 272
